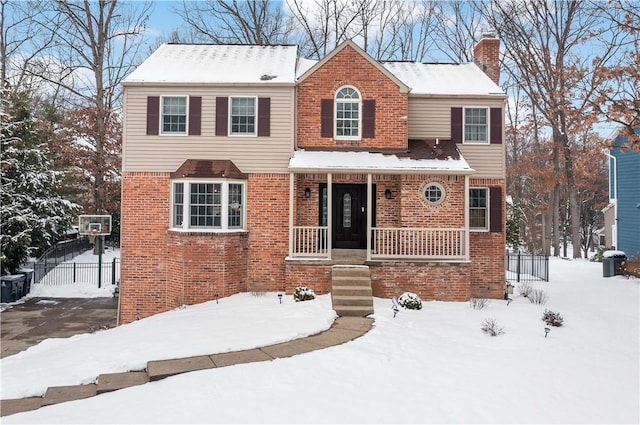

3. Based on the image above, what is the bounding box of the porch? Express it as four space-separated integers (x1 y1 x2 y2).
287 142 474 263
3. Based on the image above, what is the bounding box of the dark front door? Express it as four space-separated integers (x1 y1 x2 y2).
333 184 366 249
319 183 375 250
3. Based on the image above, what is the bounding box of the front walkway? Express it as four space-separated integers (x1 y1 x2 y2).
0 317 373 417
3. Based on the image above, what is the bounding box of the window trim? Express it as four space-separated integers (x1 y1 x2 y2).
160 95 189 136
334 86 362 141
463 107 490 144
469 187 489 231
170 179 247 231
228 96 258 137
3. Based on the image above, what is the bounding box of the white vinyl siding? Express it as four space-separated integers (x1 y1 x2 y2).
407 96 505 178
123 85 294 173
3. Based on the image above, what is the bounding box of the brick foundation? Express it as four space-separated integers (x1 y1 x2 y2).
370 262 471 301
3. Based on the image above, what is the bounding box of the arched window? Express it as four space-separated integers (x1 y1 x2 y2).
335 86 361 139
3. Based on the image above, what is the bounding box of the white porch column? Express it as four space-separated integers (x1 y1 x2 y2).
464 175 470 261
327 173 332 258
288 172 294 258
367 173 372 261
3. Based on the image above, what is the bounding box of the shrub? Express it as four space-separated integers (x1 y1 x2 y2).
528 289 549 305
293 286 316 302
481 318 505 336
518 282 533 298
470 298 490 310
542 309 564 327
398 292 422 310
251 291 266 298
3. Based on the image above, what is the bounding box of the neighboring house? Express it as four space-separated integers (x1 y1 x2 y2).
604 128 640 256
119 36 507 323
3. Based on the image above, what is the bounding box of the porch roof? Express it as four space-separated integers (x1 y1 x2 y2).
289 141 474 175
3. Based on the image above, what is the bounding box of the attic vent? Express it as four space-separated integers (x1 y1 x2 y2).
260 74 276 81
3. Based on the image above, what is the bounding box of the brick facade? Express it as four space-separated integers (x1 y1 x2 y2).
120 39 506 322
297 44 408 150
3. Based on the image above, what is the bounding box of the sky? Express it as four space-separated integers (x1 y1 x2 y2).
1 254 638 424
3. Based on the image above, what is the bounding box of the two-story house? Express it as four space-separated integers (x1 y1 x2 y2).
119 37 507 323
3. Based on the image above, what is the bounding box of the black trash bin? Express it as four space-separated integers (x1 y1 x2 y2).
602 251 627 278
18 268 34 295
0 274 26 302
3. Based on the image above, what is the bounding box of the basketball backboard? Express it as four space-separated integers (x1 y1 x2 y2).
79 215 112 236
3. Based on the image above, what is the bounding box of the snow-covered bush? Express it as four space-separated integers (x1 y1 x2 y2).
470 298 490 310
518 282 533 298
293 286 316 302
542 309 564 327
481 318 505 336
528 289 548 305
398 292 422 310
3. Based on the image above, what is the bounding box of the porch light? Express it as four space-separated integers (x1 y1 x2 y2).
304 187 311 198
385 189 392 200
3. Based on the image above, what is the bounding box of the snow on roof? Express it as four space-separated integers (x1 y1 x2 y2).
296 58 317 79
289 150 474 174
382 62 505 96
124 44 298 84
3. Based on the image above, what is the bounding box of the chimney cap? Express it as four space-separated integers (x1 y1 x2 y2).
480 30 497 39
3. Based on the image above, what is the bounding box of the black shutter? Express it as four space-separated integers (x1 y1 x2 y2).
188 96 201 136
451 107 463 142
257 97 271 137
216 97 228 136
490 107 502 144
146 96 159 135
362 99 375 138
490 186 503 233
321 99 333 137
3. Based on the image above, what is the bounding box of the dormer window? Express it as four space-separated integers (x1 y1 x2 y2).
335 86 361 140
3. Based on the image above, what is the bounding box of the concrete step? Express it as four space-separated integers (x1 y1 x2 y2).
331 285 373 297
331 275 372 286
333 305 374 317
42 384 97 406
331 266 371 278
332 295 374 307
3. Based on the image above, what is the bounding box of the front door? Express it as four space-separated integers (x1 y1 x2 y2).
319 184 374 249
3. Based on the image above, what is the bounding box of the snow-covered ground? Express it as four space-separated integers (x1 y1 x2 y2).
1 257 638 424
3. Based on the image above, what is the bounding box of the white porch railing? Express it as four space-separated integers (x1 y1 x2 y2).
371 227 467 260
292 226 329 257
290 226 468 260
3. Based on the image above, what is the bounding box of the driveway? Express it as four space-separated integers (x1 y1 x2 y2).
0 297 118 358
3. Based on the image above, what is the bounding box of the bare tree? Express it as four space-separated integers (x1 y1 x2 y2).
486 0 621 258
27 0 151 215
433 1 486 62
177 0 297 45
0 0 60 95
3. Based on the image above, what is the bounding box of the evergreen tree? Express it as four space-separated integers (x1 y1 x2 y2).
1 91 80 273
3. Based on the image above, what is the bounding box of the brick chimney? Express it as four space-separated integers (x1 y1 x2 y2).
473 33 500 86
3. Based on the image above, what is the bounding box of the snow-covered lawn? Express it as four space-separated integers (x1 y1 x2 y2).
1 257 638 424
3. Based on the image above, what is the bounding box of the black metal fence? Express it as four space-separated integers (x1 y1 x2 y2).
25 238 92 284
35 259 120 287
506 251 549 282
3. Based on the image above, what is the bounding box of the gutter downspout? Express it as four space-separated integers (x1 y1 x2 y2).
604 150 618 248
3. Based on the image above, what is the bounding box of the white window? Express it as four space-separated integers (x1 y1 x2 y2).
422 182 446 205
464 107 489 143
172 181 245 230
335 86 360 140
469 188 488 230
162 96 187 134
230 97 256 135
